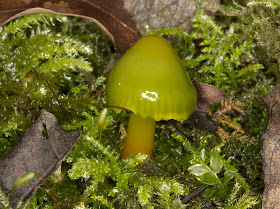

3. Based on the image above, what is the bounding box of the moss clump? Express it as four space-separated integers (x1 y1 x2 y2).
1 1 279 208
0 14 112 158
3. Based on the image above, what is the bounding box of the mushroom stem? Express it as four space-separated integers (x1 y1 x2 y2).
121 113 156 158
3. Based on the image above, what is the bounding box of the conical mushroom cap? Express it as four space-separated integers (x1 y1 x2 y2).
106 35 197 121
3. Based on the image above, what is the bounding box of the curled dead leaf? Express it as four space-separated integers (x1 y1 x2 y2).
0 0 138 53
191 80 226 131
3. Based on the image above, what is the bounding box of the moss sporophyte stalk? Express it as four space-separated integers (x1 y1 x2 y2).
106 35 197 158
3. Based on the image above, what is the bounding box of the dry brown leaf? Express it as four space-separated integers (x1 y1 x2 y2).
0 0 138 53
191 80 226 131
0 110 80 208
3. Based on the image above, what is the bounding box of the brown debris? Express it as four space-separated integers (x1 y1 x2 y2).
191 80 226 131
0 0 138 54
212 98 245 141
0 110 80 208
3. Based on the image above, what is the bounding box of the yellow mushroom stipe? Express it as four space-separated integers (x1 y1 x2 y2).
121 113 156 158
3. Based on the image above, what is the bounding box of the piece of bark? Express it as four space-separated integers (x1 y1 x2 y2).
191 80 226 131
262 82 280 208
0 0 138 53
0 110 81 208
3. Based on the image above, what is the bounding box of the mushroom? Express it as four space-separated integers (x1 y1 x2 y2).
106 35 197 158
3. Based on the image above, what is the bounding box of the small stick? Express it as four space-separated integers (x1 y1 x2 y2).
36 173 59 209
32 69 70 122
181 184 209 204
32 70 62 110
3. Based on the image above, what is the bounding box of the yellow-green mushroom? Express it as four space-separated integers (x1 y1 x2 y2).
106 35 197 158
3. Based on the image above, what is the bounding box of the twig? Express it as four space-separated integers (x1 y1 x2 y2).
181 184 209 204
32 69 70 122
169 120 195 143
37 173 59 209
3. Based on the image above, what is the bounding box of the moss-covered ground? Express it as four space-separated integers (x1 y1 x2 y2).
1 1 280 208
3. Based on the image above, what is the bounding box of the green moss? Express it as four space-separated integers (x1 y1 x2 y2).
0 14 112 158
1 1 279 208
148 9 265 95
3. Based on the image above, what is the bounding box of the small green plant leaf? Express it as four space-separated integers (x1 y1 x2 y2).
210 150 223 174
200 148 206 162
223 170 236 186
97 108 108 132
188 164 220 185
203 185 230 201
188 164 210 176
203 187 217 199
216 187 229 202
22 70 36 89
13 172 36 188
